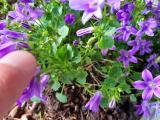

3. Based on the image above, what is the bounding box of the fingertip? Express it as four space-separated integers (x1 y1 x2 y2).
0 50 37 79
0 51 37 117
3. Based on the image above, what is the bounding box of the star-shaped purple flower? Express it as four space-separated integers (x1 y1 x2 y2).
69 0 104 24
8 3 43 24
107 0 121 11
123 2 135 13
147 54 159 70
133 69 160 100
115 25 137 41
128 39 152 55
136 100 150 117
137 18 157 36
118 49 137 68
116 10 131 22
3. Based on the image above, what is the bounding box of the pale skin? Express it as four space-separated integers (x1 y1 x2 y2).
0 51 37 119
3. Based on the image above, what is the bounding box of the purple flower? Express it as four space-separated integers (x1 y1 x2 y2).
17 68 50 107
101 49 108 56
17 42 30 49
20 0 33 3
8 4 43 23
73 40 79 45
115 25 137 41
0 21 7 30
101 45 116 56
69 0 104 24
65 13 76 25
123 2 135 13
152 3 160 27
85 91 102 113
60 0 67 3
128 39 152 55
133 69 160 100
137 18 157 36
21 22 32 30
145 0 153 5
0 21 29 57
118 49 137 68
76 27 94 36
116 10 131 22
0 42 17 58
147 54 159 70
107 0 121 10
136 100 150 117
0 30 27 40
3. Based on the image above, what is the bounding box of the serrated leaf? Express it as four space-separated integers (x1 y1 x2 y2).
56 93 67 103
133 72 141 80
103 77 116 87
104 27 116 36
130 94 137 102
76 70 88 84
61 70 75 84
58 25 69 38
98 36 114 49
51 81 61 91
109 63 122 77
100 97 108 109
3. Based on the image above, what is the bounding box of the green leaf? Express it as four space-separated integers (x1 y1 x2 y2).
130 94 137 102
31 96 41 103
108 63 122 78
58 25 69 38
72 48 81 63
133 72 141 80
51 81 61 91
104 27 116 37
60 70 76 84
56 93 67 103
76 70 88 84
119 81 131 94
100 97 108 109
98 36 114 49
103 77 116 87
52 43 57 54
66 44 74 60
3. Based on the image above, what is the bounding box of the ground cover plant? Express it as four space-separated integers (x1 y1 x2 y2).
1 0 160 119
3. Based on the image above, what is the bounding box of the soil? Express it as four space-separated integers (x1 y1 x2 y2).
4 86 141 120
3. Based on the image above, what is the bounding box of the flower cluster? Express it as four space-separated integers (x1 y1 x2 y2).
0 20 28 58
115 2 157 68
133 69 160 117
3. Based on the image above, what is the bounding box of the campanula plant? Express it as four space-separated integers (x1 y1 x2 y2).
2 0 160 119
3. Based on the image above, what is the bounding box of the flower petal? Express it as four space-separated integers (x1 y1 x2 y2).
130 56 137 63
94 7 102 19
142 88 153 100
145 29 154 36
154 87 160 98
133 81 146 90
142 69 153 82
82 11 93 24
153 75 160 85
